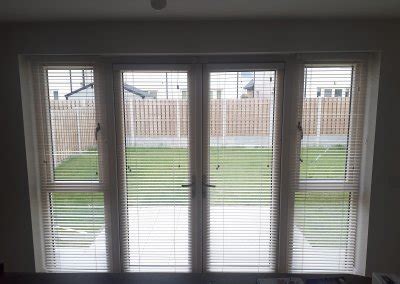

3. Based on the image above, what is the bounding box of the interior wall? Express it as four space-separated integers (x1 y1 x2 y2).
0 20 399 274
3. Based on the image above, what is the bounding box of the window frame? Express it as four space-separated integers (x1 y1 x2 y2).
113 64 198 272
40 65 105 187
287 62 367 273
21 57 113 271
20 54 377 275
283 56 375 274
202 63 284 272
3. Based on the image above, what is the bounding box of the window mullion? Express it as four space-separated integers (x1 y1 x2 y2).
278 57 304 273
190 64 204 273
100 60 122 272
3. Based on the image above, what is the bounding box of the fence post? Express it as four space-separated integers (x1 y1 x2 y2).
175 99 180 140
76 104 82 152
222 98 227 143
268 97 274 146
130 99 135 146
51 101 58 165
316 97 322 145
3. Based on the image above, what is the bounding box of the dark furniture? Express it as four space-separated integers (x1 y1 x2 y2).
0 273 371 284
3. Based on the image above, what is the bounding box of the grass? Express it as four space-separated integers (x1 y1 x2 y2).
293 190 356 248
53 145 347 206
49 192 105 246
54 145 347 183
54 149 99 181
51 145 350 246
300 144 347 179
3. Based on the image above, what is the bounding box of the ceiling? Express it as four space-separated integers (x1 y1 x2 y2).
1 0 400 21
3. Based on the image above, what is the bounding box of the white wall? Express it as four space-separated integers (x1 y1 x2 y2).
0 20 399 275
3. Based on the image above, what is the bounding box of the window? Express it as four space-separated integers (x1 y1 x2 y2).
182 90 188 99
210 89 223 99
216 89 222 99
316 87 321 97
33 66 110 271
25 57 371 274
205 68 281 272
147 90 158 99
118 70 191 272
288 65 365 273
335 89 343 97
324 88 332 97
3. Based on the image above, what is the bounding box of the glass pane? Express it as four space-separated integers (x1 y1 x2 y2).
301 66 353 181
290 191 357 272
46 68 99 181
207 70 279 272
45 192 108 271
121 71 191 272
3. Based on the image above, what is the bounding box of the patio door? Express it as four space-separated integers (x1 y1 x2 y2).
202 64 283 272
115 65 196 272
114 63 284 272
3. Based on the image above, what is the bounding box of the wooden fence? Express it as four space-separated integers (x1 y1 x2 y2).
50 97 350 163
302 97 350 136
124 99 189 137
50 100 97 164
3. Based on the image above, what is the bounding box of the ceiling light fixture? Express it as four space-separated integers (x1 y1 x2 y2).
151 0 167 10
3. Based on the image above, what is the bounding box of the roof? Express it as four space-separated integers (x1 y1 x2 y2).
123 84 155 99
64 83 154 100
64 83 94 99
244 79 254 90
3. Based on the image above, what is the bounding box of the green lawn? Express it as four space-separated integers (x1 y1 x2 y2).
54 145 347 182
49 191 105 246
300 145 347 179
55 150 99 181
51 145 350 246
293 190 356 247
53 145 348 205
51 144 348 208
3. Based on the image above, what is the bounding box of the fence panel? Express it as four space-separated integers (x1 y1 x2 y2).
50 100 96 165
210 99 222 136
225 98 270 136
50 97 352 165
321 97 350 135
302 98 318 136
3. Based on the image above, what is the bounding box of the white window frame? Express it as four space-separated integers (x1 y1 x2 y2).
287 61 365 273
19 53 378 275
281 54 378 274
202 63 284 272
113 63 200 272
20 56 115 272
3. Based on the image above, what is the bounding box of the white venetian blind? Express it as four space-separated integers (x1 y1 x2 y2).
288 64 366 273
34 65 110 271
205 69 282 272
117 70 191 272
